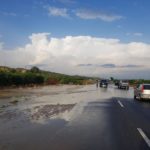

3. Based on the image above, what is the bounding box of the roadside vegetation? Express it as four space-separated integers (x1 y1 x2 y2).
0 66 95 87
128 79 150 85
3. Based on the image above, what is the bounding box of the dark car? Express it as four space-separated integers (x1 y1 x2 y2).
115 80 119 86
100 80 108 88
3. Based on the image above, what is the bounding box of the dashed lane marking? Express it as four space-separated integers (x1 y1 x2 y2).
117 100 124 108
137 128 150 148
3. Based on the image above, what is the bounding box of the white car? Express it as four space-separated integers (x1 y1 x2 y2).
134 84 150 100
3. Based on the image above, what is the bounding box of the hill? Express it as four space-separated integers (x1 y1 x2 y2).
0 66 96 87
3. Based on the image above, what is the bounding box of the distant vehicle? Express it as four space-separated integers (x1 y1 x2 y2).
134 84 150 100
115 80 119 86
100 80 108 88
118 80 129 90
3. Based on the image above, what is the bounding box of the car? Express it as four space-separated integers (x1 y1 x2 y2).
115 80 119 86
100 79 108 88
134 84 150 100
118 80 129 90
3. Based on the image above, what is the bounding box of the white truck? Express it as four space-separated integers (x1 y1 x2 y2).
118 80 129 90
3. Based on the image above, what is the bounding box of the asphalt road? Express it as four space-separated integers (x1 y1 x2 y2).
0 85 150 150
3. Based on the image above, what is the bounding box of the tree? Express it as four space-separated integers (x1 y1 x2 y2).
110 77 114 81
34 75 44 84
30 66 40 73
11 74 23 85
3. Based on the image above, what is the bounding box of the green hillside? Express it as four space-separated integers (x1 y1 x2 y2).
0 66 95 87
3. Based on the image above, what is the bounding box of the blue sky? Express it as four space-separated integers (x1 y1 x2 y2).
1 0 150 48
0 0 150 78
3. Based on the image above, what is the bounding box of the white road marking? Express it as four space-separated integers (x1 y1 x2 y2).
137 128 150 148
117 100 124 108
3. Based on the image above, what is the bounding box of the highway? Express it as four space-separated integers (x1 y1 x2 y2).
0 85 150 150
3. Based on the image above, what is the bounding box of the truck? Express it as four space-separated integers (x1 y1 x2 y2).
118 80 129 90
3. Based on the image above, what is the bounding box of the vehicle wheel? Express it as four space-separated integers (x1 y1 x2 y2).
126 87 129 90
137 94 142 101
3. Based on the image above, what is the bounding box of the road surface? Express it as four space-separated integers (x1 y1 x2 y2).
0 85 150 150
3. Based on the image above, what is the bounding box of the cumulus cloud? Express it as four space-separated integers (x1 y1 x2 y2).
0 33 150 78
75 9 123 21
48 7 69 18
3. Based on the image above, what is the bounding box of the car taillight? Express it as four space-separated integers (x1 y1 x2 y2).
141 85 144 93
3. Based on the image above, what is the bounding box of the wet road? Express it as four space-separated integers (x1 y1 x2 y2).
0 85 150 150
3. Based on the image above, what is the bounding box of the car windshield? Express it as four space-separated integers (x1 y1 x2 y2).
1 0 150 150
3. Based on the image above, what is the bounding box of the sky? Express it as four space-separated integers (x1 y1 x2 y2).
0 0 150 79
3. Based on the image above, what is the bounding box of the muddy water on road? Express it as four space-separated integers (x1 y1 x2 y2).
0 84 133 150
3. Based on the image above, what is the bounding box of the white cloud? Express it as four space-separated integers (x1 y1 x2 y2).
126 32 143 37
75 9 123 22
56 0 75 4
2 12 17 17
48 7 69 18
46 7 122 22
133 32 143 36
0 33 150 78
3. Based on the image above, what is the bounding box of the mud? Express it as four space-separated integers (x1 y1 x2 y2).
30 104 76 120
